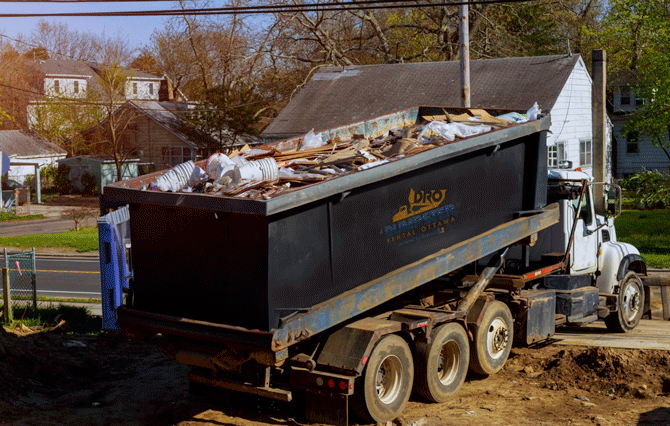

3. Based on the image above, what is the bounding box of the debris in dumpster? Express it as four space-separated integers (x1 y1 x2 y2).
147 107 539 199
153 160 208 192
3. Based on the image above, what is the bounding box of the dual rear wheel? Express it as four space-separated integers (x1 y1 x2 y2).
353 301 514 423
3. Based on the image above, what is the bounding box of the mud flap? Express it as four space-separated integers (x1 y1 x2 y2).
306 390 348 426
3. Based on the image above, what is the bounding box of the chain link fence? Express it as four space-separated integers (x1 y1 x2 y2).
2 248 37 317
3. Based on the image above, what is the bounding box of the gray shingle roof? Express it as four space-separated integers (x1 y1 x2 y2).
0 131 66 157
33 59 98 78
263 54 581 137
124 100 215 149
33 59 161 80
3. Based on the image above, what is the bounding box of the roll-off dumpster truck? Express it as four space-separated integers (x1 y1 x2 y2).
100 106 646 425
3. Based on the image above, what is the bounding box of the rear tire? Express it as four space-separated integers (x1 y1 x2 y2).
352 334 413 424
469 301 513 376
413 322 469 402
605 271 644 333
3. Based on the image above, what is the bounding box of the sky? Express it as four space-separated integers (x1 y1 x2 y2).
0 2 178 50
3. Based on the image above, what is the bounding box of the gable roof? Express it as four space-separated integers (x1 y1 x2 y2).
33 59 98 78
85 100 216 150
0 130 66 158
263 54 582 137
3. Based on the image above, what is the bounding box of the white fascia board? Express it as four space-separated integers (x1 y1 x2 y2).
45 74 92 79
126 77 162 82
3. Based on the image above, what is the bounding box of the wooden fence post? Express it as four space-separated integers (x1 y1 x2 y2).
2 268 12 322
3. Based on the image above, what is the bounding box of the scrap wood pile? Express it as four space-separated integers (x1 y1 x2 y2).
152 108 534 200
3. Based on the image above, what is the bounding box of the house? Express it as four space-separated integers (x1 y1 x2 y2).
82 100 218 172
0 130 66 184
609 75 670 177
58 155 140 194
262 54 612 181
33 59 163 101
26 59 167 129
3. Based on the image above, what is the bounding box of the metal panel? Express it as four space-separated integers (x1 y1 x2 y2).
329 138 528 292
272 203 559 350
128 203 271 330
516 289 556 344
556 287 600 321
544 274 592 291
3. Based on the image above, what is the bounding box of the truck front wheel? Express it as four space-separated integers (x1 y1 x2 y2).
352 334 414 423
469 301 513 375
413 322 469 402
605 271 644 333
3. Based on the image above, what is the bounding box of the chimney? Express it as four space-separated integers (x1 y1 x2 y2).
592 50 607 213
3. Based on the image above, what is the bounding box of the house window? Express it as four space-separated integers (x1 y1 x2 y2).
547 141 566 168
133 83 138 95
626 130 640 155
620 86 631 106
579 139 592 167
54 80 60 93
149 83 154 95
74 81 79 94
162 146 192 167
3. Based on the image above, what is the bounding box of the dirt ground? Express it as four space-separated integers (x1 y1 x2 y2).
1 324 669 426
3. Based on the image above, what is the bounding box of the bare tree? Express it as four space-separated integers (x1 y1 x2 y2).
85 64 140 181
26 20 135 64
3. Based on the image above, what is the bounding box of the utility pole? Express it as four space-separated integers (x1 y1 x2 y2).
592 50 607 214
459 1 471 108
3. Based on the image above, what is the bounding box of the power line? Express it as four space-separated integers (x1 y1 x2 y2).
0 0 535 17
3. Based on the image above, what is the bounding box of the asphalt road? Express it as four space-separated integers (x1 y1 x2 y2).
35 256 101 299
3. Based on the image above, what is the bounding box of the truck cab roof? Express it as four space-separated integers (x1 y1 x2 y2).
548 168 592 182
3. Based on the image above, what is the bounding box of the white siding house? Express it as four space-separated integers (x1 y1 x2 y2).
125 77 161 101
545 56 611 181
26 60 166 132
43 74 89 98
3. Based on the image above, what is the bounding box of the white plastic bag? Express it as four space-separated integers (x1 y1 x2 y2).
526 102 541 121
418 121 492 144
299 129 325 151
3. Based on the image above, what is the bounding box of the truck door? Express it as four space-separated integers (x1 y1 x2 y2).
570 187 599 273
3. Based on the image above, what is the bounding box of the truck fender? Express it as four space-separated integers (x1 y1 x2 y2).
617 254 647 281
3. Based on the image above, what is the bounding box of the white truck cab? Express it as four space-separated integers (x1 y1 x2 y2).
544 169 647 332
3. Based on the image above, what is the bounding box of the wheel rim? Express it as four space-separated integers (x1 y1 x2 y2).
375 355 403 405
622 281 641 323
437 339 460 386
486 317 509 360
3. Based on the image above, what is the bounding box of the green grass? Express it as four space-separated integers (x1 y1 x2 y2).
0 226 99 253
9 295 102 304
615 209 670 268
0 212 46 221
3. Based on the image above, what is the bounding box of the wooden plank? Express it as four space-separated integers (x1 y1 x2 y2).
554 320 670 350
641 274 670 287
662 287 670 321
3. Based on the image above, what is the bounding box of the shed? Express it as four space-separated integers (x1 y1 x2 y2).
58 155 139 194
263 54 611 180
